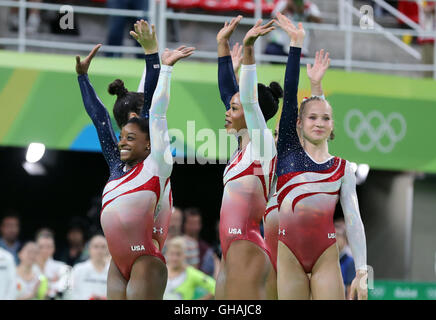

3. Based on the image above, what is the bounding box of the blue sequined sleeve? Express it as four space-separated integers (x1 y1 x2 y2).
78 74 120 170
277 47 302 166
218 55 239 110
141 53 161 119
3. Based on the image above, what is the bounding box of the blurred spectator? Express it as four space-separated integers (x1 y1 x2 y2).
418 1 435 78
16 242 49 300
335 218 355 299
33 230 70 299
0 212 21 265
0 247 17 300
7 0 43 33
70 235 109 300
105 0 149 58
265 0 322 57
162 206 184 256
164 236 215 300
57 217 89 267
211 219 222 280
182 208 215 276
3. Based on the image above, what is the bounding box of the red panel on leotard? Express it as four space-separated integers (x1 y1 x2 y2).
277 158 346 273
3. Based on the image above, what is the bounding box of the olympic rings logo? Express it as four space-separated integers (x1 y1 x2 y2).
344 110 407 153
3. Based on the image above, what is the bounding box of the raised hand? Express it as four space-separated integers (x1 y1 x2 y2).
274 12 305 48
75 44 102 75
307 49 330 85
243 19 275 47
130 19 158 54
231 42 243 75
217 15 243 43
161 45 196 66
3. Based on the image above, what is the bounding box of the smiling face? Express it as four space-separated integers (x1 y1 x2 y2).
118 122 150 163
225 93 247 133
297 100 334 145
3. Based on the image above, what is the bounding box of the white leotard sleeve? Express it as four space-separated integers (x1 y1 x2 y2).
340 161 368 272
138 65 146 93
149 65 173 178
239 64 276 162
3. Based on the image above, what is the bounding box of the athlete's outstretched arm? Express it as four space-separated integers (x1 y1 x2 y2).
240 19 276 157
275 13 305 160
340 161 368 300
131 20 161 119
217 16 242 109
76 44 120 169
307 49 330 98
149 46 195 177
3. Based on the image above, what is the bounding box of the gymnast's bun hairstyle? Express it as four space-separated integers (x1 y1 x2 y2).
257 81 283 121
109 79 144 129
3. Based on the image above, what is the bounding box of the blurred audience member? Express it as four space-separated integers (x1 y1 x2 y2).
7 0 43 33
164 237 215 300
418 1 435 78
0 247 17 300
265 0 322 57
162 206 184 255
211 219 222 280
34 230 70 299
16 242 48 300
70 235 109 300
335 218 355 299
0 212 21 265
105 0 149 58
57 217 88 266
183 208 215 276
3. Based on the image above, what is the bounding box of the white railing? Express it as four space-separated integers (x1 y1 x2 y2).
0 0 435 78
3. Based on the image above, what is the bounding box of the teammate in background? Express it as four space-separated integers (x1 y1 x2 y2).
108 20 173 259
0 247 16 300
164 237 215 300
274 13 367 300
70 235 109 300
335 218 356 299
16 242 48 300
215 16 282 299
34 232 70 299
76 20 194 299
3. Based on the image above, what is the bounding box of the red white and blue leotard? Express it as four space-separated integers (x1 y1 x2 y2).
218 62 277 264
264 188 278 273
78 62 174 280
276 47 367 273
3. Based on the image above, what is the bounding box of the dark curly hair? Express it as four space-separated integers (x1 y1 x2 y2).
257 81 283 121
108 79 144 129
125 117 150 138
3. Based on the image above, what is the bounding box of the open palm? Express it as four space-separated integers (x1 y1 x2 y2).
243 19 275 46
217 15 243 43
307 49 330 84
130 20 158 54
75 44 101 75
275 12 305 47
161 46 196 66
